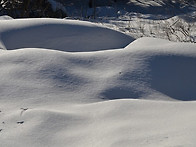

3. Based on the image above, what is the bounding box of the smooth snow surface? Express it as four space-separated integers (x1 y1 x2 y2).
0 15 13 20
0 18 196 147
0 18 133 52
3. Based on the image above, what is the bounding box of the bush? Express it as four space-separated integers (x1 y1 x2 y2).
0 0 67 18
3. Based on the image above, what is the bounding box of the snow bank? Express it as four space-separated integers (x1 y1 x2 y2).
0 18 133 52
1 18 196 147
0 15 13 20
0 37 196 104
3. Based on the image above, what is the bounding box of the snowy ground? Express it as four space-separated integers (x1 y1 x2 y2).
0 18 196 147
62 0 196 43
85 11 196 43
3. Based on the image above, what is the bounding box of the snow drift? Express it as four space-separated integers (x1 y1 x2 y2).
0 36 196 103
1 18 196 147
0 18 133 52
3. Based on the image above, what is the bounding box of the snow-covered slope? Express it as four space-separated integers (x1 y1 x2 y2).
1 18 196 147
1 99 196 147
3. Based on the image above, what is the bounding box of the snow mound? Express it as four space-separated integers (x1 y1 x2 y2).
0 37 196 103
0 18 133 52
0 15 13 20
126 37 196 100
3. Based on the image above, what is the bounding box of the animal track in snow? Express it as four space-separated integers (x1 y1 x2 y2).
17 121 24 124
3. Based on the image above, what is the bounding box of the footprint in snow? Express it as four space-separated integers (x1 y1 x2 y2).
17 121 24 124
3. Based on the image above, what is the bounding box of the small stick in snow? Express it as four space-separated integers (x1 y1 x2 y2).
20 108 28 116
21 108 28 111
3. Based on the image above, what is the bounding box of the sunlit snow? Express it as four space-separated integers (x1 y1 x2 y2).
0 18 196 147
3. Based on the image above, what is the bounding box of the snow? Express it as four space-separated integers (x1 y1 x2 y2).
0 15 13 20
0 18 133 51
89 12 196 43
2 100 196 147
129 0 164 7
0 18 196 147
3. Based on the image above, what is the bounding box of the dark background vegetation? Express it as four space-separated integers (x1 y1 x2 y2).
0 0 67 18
